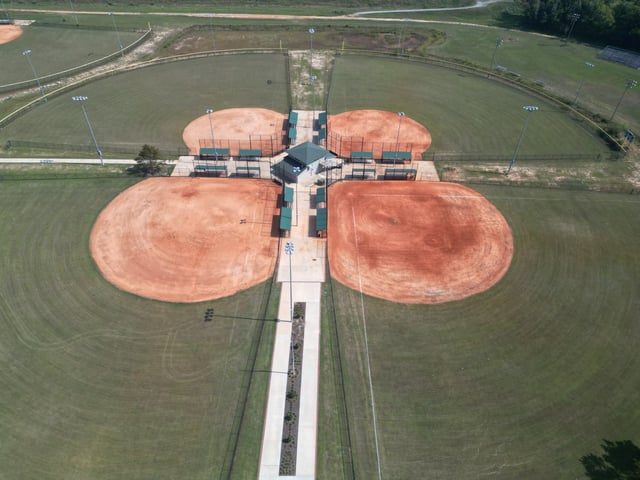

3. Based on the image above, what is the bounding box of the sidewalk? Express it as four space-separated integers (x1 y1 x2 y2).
259 142 325 479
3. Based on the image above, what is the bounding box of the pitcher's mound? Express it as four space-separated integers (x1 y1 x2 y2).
328 182 513 304
90 178 280 303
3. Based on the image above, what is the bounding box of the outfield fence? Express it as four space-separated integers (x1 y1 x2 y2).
4 139 189 158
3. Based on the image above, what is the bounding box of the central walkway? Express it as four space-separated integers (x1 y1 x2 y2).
258 111 326 479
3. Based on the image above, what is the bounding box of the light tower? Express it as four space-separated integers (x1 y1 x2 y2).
22 49 46 101
506 105 538 176
72 95 104 166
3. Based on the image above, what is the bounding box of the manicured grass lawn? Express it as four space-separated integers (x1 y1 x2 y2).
328 54 611 157
0 25 143 86
0 176 279 479
323 185 640 479
0 53 289 156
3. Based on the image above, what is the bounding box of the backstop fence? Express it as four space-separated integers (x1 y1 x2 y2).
326 130 415 160
197 132 286 157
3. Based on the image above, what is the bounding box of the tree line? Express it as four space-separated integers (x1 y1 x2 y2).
517 0 640 50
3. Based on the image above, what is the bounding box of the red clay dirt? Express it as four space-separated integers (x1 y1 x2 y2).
182 107 286 156
327 110 432 160
328 181 514 304
90 177 281 303
0 24 22 44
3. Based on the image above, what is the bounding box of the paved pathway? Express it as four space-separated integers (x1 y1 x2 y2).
259 110 325 479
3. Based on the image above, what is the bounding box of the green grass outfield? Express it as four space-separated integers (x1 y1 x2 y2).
0 24 143 87
328 54 611 157
0 53 289 156
320 185 640 479
0 174 279 479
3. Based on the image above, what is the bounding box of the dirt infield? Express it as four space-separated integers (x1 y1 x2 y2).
0 24 22 44
182 107 286 156
328 182 513 304
90 178 281 303
327 110 432 160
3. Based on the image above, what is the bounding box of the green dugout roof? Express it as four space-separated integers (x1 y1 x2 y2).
200 148 230 156
351 151 374 158
289 111 299 125
316 207 327 231
280 206 292 231
238 149 262 157
382 151 412 160
288 127 297 141
316 187 326 203
318 111 327 126
284 186 294 203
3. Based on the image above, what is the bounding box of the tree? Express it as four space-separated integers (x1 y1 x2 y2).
135 144 162 176
581 439 640 480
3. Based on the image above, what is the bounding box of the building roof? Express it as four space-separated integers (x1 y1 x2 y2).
287 141 334 167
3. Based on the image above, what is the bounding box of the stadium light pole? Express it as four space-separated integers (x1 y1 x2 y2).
398 19 408 55
308 28 315 82
109 12 124 56
489 38 503 72
72 95 104 166
292 166 301 225
610 79 637 122
310 74 317 125
394 112 405 168
22 49 46 101
566 13 580 42
205 108 218 155
573 61 594 107
285 241 296 377
506 105 538 176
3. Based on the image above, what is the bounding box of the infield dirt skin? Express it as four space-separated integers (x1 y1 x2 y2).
328 181 514 304
90 177 280 303
0 25 22 44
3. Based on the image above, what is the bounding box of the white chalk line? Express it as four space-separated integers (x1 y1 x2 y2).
352 204 383 480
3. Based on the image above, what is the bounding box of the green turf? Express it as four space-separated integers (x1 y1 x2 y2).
0 53 289 156
328 54 611 157
0 25 144 87
327 185 640 479
0 177 279 479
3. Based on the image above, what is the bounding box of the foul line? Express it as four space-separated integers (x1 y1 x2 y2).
351 205 383 480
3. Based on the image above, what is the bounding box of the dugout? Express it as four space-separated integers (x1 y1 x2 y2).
194 164 228 177
316 207 327 238
283 186 294 207
316 186 326 208
351 167 376 180
384 168 417 180
350 151 374 163
199 147 230 161
381 151 412 164
238 149 262 161
280 206 292 236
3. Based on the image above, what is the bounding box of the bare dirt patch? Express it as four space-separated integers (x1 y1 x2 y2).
182 107 286 156
90 177 281 303
0 24 22 44
328 181 514 304
327 109 432 160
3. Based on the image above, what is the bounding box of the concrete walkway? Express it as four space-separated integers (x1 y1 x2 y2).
259 127 326 478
